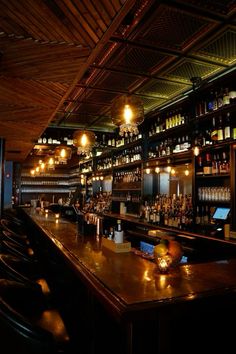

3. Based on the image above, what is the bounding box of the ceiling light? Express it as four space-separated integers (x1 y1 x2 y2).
73 130 96 156
111 95 144 137
54 146 72 164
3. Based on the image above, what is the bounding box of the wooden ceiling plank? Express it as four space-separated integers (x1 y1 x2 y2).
29 0 85 44
84 0 108 32
55 0 97 47
109 0 123 13
90 0 114 27
75 0 105 36
1 0 57 41
63 0 101 44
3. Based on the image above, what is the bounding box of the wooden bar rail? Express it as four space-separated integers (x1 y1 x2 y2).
20 207 236 354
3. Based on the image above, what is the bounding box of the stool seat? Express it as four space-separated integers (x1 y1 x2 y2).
0 218 27 238
0 240 35 261
0 254 48 297
0 279 70 354
1 229 29 245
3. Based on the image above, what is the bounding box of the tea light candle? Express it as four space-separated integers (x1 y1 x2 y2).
157 256 170 274
55 213 60 219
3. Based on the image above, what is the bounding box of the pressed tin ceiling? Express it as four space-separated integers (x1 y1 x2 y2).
0 0 235 161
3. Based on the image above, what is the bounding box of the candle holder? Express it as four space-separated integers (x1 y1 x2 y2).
157 255 172 274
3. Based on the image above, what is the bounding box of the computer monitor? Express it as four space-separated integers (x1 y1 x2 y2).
212 207 230 221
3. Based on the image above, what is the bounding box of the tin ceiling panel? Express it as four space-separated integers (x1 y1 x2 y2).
132 4 216 51
194 27 236 65
105 45 175 75
175 0 236 16
95 71 142 92
163 58 222 84
137 78 189 99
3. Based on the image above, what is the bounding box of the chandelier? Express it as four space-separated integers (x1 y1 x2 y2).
73 130 96 156
54 146 72 164
111 95 144 137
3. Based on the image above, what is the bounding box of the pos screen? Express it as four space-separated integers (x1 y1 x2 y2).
212 207 230 220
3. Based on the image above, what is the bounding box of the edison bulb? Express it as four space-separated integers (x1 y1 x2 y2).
81 133 88 147
60 148 66 158
124 104 133 124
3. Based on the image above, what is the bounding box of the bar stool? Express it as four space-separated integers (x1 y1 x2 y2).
0 278 71 354
0 240 35 261
1 230 30 247
0 218 27 238
0 254 43 286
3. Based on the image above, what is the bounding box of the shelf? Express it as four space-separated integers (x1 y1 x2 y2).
113 160 142 170
197 200 230 205
148 123 189 141
193 101 236 122
196 173 230 178
145 150 192 166
112 188 141 191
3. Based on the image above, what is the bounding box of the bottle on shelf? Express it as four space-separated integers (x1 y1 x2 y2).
224 112 231 140
210 117 218 142
217 115 224 142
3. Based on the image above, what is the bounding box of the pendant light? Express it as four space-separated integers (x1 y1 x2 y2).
72 85 96 156
73 130 96 156
111 41 144 136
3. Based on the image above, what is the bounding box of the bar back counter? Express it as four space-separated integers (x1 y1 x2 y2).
19 207 236 354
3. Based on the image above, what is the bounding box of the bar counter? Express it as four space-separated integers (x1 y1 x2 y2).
21 207 236 354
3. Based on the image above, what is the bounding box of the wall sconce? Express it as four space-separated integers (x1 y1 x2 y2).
146 168 151 174
155 167 160 174
166 166 171 173
171 168 176 175
54 146 72 164
73 130 96 156
111 95 144 137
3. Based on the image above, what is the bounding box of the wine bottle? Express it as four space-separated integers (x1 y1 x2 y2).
114 219 124 243
224 112 231 140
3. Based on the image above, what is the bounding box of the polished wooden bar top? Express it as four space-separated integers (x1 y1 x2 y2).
23 208 236 318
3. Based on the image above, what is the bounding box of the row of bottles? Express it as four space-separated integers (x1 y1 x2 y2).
196 151 230 175
140 194 193 229
195 87 236 117
112 192 141 203
113 145 142 166
198 187 230 202
148 110 187 137
148 135 191 159
113 168 141 184
97 157 112 170
195 205 211 225
100 133 143 148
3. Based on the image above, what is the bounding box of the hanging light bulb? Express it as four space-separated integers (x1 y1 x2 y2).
30 169 35 177
111 95 144 137
47 157 55 170
54 146 72 164
73 130 96 156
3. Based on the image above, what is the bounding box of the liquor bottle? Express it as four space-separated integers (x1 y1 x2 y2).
203 153 212 175
219 151 230 174
223 88 230 106
217 115 224 142
210 117 218 142
212 154 219 175
207 90 214 112
224 112 231 140
195 206 201 225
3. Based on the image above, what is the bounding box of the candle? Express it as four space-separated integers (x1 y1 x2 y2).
157 256 171 274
